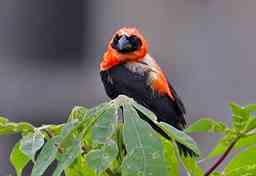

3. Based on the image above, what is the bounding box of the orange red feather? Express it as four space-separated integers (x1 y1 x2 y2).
100 27 175 101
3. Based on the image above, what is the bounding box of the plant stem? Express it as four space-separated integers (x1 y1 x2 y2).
42 128 54 138
105 168 118 176
204 137 240 176
42 129 64 154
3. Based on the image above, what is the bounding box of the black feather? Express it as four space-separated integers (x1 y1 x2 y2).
100 64 196 157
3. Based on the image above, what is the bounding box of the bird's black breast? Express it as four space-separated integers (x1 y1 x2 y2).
100 64 186 129
100 64 150 100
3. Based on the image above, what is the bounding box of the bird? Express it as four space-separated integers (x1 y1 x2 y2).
99 27 195 157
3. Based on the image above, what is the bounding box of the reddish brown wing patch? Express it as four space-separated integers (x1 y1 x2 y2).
144 56 175 101
151 72 175 101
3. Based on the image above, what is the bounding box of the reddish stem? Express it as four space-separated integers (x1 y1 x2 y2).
204 137 239 176
42 129 54 138
42 129 64 154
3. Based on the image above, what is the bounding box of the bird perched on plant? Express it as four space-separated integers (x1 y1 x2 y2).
100 27 195 157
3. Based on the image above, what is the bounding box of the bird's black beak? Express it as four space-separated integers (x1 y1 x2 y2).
116 35 133 53
111 34 141 53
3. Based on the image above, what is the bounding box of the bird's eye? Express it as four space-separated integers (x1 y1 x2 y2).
129 35 142 49
112 35 120 46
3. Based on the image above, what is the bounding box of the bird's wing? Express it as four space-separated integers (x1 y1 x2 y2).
143 56 187 128
140 55 186 117
100 61 186 129
167 82 186 114
130 54 187 128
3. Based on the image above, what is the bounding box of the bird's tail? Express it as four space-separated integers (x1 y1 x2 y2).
176 141 198 157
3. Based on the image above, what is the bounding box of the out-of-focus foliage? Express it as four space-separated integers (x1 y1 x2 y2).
187 102 256 176
1 96 256 175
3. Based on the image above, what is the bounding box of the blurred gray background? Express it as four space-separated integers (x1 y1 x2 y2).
0 0 256 175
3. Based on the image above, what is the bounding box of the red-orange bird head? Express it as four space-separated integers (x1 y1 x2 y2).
100 27 149 71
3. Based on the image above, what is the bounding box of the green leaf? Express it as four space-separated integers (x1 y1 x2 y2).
235 134 256 149
207 139 227 159
121 104 173 176
225 164 256 176
31 120 81 176
0 122 18 135
224 146 256 174
20 131 44 161
47 124 64 136
229 102 245 114
161 138 179 175
0 118 34 135
245 104 256 113
0 116 8 124
207 134 256 159
112 95 133 107
86 140 118 175
10 142 30 176
91 106 117 145
180 156 203 176
232 115 247 131
210 172 223 176
87 102 110 118
131 99 200 156
69 106 89 121
77 102 117 150
0 120 34 135
80 102 112 134
53 139 81 176
185 118 226 133
31 136 60 176
229 102 250 131
244 116 256 133
207 132 236 159
65 155 95 176
131 100 158 121
159 122 200 156
17 122 34 133
122 148 169 176
59 120 79 139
